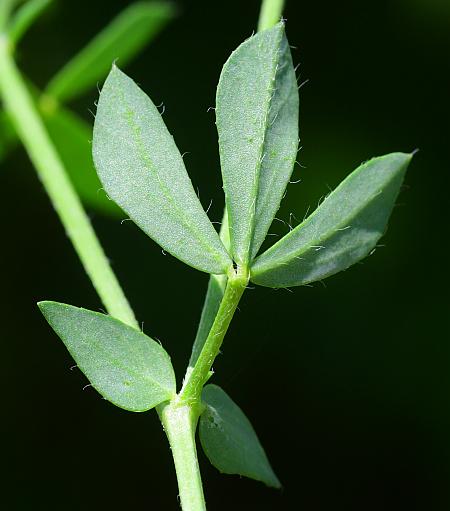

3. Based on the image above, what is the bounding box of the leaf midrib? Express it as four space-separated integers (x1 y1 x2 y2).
106 79 229 272
251 68 296 256
242 26 285 265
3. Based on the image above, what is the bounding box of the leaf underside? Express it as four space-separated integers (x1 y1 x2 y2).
199 384 281 489
251 152 412 287
39 301 176 412
93 66 232 275
216 21 299 266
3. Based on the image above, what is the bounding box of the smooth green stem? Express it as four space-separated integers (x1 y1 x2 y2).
181 266 248 404
0 36 138 329
258 0 285 31
159 401 206 511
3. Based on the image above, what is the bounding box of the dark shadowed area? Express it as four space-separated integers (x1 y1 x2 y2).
2 0 449 509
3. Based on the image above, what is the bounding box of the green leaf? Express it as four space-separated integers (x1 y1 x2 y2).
251 152 412 287
45 1 175 103
199 384 281 489
216 21 299 266
38 301 176 412
43 106 122 217
7 0 53 44
93 66 232 275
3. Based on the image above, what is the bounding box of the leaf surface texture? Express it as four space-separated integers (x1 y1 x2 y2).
39 301 176 412
199 384 280 488
216 22 299 265
251 153 412 287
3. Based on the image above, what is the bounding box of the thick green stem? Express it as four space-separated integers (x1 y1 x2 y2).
159 401 206 511
258 0 285 31
0 36 137 329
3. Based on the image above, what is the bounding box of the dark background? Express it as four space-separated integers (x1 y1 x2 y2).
2 0 450 509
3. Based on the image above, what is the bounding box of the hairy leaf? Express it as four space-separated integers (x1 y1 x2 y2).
39 301 176 412
199 384 280 488
216 21 299 266
44 106 121 216
93 66 232 274
46 2 175 103
251 152 412 287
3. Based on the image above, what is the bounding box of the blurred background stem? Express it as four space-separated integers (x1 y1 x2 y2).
0 34 137 328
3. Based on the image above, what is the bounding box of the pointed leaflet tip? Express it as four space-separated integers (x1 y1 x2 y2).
199 384 281 489
250 152 413 287
39 301 176 412
93 66 232 275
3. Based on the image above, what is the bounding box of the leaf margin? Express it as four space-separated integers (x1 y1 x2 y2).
250 151 413 287
38 300 176 412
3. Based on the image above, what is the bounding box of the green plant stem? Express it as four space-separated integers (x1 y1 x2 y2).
161 265 247 510
258 0 285 31
162 3 286 509
159 401 206 511
181 266 248 404
188 209 229 368
0 36 138 329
